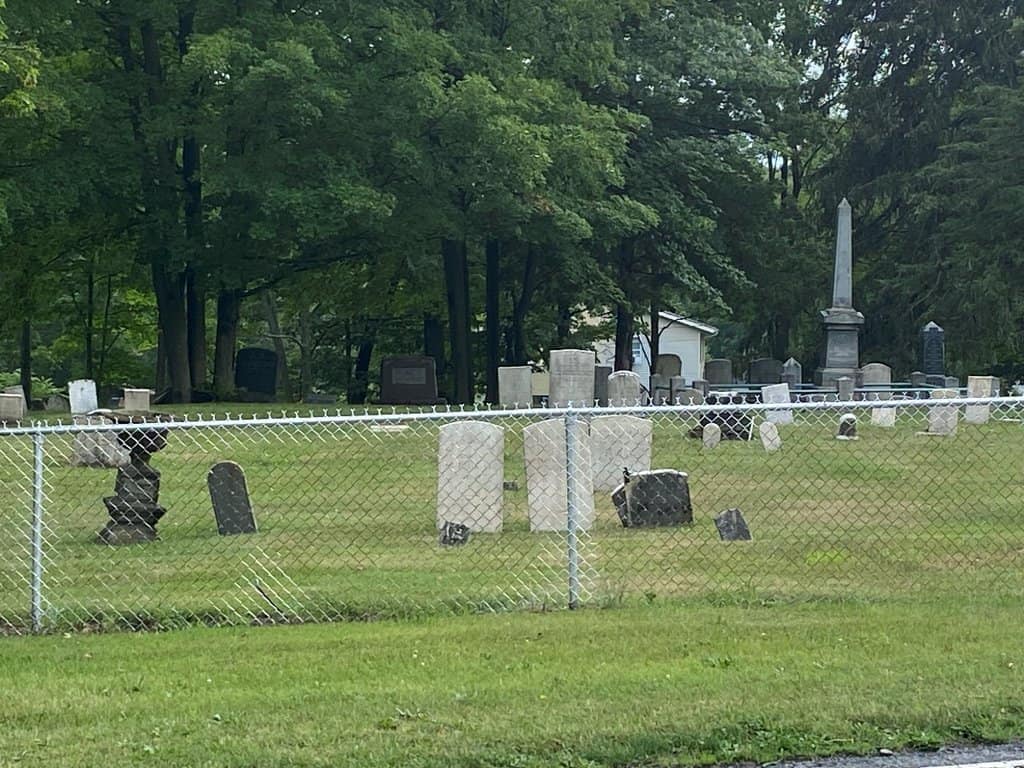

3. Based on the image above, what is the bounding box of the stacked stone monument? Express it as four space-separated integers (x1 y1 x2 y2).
816 199 864 388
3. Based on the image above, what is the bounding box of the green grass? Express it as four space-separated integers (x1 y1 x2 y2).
0 407 1023 630
1 600 1022 767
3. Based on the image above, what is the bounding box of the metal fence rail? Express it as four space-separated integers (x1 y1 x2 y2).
0 396 1022 634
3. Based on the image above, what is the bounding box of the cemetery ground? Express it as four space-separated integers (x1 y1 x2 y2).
0 406 1022 765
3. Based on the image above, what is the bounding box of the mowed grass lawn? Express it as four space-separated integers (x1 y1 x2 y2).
0 600 1022 767
1 405 1023 629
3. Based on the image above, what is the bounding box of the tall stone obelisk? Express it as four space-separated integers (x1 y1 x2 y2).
815 199 864 388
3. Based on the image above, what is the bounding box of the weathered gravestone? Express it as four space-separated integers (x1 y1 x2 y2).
673 384 704 405
2 386 27 418
837 376 855 401
925 388 959 436
759 420 782 452
909 371 928 388
498 366 533 408
701 394 753 440
871 405 897 427
965 375 999 425
590 415 653 492
607 370 642 406
594 366 612 407
761 383 793 425
523 418 594 532
649 374 671 405
69 379 99 415
235 348 278 400
436 421 504 532
123 388 151 413
944 375 960 389
45 393 70 411
837 413 858 440
549 349 596 407
531 371 550 406
611 469 692 528
921 322 945 376
748 358 783 385
714 508 752 541
704 359 733 386
208 461 257 535
656 354 682 378
0 393 23 424
702 422 722 449
72 416 130 467
859 363 892 386
781 358 802 388
379 355 441 405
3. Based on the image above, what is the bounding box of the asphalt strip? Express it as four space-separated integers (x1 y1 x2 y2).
763 745 1024 768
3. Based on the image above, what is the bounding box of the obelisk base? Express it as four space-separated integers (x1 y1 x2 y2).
815 308 864 389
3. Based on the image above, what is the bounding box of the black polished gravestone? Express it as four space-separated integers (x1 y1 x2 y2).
921 322 945 376
379 355 443 405
208 461 257 535
235 348 278 401
714 508 752 541
612 469 693 528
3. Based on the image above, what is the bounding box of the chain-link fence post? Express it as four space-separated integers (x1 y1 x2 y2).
31 431 45 633
564 409 582 610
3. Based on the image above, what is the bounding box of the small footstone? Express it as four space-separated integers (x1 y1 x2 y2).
714 508 752 541
702 423 722 449
759 421 782 452
836 413 858 440
439 521 470 546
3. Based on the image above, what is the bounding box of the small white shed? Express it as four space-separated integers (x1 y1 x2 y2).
594 311 719 386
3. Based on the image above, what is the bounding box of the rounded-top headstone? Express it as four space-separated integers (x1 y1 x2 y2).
607 370 642 406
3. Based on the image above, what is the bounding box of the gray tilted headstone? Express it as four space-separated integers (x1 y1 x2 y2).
926 388 959 436
715 508 752 541
0 393 24 424
497 366 533 409
748 358 783 385
859 363 892 386
921 322 945 376
523 418 594 532
836 413 858 440
759 420 782 452
437 421 504 532
590 415 653 492
69 379 99 415
965 375 999 425
781 357 802 387
761 383 793 424
704 359 733 385
549 349 596 407
702 423 722 449
594 366 612 407
910 371 928 388
71 416 130 468
611 469 692 528
837 376 854 401
607 370 642 406
208 461 257 535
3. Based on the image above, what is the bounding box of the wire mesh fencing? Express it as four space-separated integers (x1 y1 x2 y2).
0 396 1022 634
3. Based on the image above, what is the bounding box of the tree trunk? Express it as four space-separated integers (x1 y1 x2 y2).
772 314 791 362
348 333 374 405
155 329 167 396
213 288 242 399
649 299 661 373
152 263 192 403
484 239 500 403
186 267 207 389
298 305 313 400
19 320 31 407
509 246 538 364
423 312 446 397
84 265 95 379
262 290 291 401
614 303 633 371
442 238 473 404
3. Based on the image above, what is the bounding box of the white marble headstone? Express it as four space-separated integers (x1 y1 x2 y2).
965 375 999 424
761 383 793 424
523 418 594 531
69 379 99 415
548 350 596 407
607 370 642 406
436 421 505 532
590 415 653 492
927 388 959 436
759 420 782 452
123 388 151 412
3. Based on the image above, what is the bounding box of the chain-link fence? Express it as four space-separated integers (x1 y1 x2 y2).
1 396 1022 634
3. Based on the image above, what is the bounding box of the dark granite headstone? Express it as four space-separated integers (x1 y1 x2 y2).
439 520 470 546
925 375 947 387
611 469 692 528
921 322 945 376
594 365 612 407
704 359 733 385
208 461 257 535
379 356 441 405
714 508 752 541
700 394 753 440
748 358 783 385
235 348 278 398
